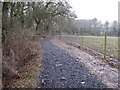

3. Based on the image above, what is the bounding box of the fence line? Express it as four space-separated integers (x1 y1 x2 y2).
61 35 118 59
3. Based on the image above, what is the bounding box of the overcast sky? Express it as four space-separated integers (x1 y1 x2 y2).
68 0 119 23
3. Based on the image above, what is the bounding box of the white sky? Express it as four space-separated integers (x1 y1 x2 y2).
68 0 119 23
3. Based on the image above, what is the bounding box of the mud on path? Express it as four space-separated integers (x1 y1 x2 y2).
37 36 106 88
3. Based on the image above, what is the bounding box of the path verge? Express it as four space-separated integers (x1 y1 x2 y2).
51 37 118 88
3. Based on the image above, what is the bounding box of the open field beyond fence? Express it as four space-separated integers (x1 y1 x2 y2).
61 35 119 59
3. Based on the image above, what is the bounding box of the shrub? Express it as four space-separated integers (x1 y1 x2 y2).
2 29 39 87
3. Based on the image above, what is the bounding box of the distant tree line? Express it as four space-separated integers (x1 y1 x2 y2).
72 18 119 36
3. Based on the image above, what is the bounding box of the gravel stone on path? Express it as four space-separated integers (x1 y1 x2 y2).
37 36 106 88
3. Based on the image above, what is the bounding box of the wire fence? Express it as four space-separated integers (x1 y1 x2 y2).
61 35 118 59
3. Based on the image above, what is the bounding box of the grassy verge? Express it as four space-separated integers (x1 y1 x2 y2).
10 55 41 88
9 35 46 88
61 35 119 59
60 35 119 68
8 35 44 88
2 34 45 88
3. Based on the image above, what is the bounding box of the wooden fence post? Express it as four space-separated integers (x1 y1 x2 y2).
104 32 107 59
81 28 83 47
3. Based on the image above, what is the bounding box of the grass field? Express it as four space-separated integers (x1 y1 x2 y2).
61 35 119 59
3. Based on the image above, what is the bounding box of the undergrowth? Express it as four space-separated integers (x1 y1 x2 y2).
2 28 44 88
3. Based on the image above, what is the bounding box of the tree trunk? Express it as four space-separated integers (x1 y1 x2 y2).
10 3 15 29
36 23 39 31
21 3 24 29
2 2 9 43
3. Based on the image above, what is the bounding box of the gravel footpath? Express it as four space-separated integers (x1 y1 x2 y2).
37 36 106 88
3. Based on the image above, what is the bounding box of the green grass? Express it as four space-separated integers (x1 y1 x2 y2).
10 57 40 88
61 35 119 59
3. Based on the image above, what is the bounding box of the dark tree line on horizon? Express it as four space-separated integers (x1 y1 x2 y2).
73 18 119 36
